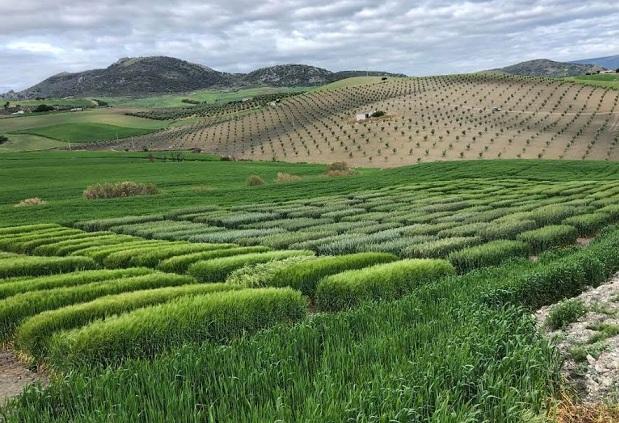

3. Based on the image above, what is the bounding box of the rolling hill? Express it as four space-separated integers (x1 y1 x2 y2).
492 59 605 77
570 54 619 70
3 57 402 99
97 74 619 166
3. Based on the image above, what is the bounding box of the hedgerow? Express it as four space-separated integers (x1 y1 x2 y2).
48 288 306 368
316 259 455 311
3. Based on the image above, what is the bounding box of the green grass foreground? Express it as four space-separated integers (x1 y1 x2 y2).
9 123 157 143
7 227 619 421
2 151 619 226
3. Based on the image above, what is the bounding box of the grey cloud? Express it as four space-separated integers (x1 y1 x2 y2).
1 0 618 91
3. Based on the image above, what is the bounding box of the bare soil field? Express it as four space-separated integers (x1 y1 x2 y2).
102 74 619 166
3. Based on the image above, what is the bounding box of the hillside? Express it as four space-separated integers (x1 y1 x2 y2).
571 54 619 70
493 59 605 77
4 57 402 99
101 74 619 166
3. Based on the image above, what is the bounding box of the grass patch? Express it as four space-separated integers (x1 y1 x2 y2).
546 299 586 330
10 123 157 143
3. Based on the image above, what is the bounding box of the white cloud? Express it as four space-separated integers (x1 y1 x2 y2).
1 0 618 91
6 41 64 55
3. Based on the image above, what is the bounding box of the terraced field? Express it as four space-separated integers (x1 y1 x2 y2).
107 74 619 165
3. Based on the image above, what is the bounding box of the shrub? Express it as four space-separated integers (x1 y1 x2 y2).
276 172 302 183
83 181 158 200
16 282 238 360
0 255 96 279
325 162 352 177
0 272 194 340
0 135 8 144
448 240 528 273
371 111 385 118
516 225 578 254
189 250 315 282
563 213 611 236
246 175 265 186
316 259 455 311
545 299 586 330
47 288 306 368
158 246 270 273
0 268 152 300
265 252 398 296
33 104 54 113
14 197 47 207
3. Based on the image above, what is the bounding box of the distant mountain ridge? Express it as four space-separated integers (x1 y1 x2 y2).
4 56 404 99
491 59 606 77
570 54 619 70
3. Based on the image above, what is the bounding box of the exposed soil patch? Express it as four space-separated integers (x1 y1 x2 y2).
536 273 619 404
577 237 594 247
0 350 47 405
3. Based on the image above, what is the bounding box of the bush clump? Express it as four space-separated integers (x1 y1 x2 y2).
448 240 529 273
47 288 306 368
316 259 455 311
276 172 302 183
83 181 158 200
325 162 352 177
246 175 265 186
14 198 47 207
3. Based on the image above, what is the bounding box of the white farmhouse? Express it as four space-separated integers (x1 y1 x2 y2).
355 111 375 122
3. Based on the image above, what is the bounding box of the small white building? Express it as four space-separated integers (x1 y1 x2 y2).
70 107 83 112
11 110 24 115
355 111 375 122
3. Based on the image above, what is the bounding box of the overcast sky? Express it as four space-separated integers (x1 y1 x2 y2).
1 0 618 92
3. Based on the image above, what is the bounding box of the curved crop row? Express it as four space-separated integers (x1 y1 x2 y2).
316 259 455 311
